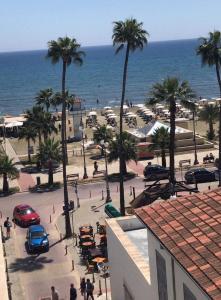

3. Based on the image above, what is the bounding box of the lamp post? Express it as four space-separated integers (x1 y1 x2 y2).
100 140 112 203
79 121 88 179
192 110 199 165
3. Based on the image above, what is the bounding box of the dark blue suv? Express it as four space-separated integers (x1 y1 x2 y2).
143 164 169 181
26 225 49 253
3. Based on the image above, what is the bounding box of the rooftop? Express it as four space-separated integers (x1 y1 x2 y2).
126 228 149 264
136 188 221 299
128 120 190 139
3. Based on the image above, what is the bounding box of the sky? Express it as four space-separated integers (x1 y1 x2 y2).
1 0 221 52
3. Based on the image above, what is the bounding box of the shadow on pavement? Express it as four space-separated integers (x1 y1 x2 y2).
9 256 53 273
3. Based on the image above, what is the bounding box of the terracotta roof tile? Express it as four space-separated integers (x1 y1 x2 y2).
135 188 221 299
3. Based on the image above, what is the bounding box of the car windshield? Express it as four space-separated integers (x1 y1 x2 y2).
20 208 35 215
31 231 46 239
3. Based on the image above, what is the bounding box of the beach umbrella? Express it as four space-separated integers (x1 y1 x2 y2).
88 111 97 116
105 109 114 114
104 106 112 110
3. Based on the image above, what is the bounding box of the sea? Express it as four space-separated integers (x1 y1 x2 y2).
0 38 219 116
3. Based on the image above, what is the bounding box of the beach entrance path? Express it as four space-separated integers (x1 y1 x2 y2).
4 138 35 192
127 160 145 176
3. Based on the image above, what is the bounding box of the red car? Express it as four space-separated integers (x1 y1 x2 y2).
13 204 40 227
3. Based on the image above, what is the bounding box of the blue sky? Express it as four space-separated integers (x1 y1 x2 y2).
1 0 221 52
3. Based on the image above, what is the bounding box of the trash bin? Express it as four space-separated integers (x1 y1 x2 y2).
69 200 75 210
36 176 41 186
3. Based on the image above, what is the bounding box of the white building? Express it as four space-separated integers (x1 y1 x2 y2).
106 188 221 300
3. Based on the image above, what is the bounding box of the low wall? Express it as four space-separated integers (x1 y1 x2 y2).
0 227 9 300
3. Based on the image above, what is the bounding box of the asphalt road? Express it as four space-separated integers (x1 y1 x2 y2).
0 172 220 300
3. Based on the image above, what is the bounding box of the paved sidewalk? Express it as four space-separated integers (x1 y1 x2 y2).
3 139 35 192
56 196 112 300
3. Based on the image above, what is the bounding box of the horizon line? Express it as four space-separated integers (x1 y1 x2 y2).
0 37 198 54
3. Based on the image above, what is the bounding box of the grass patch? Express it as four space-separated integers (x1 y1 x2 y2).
0 187 20 197
108 172 137 182
29 182 61 193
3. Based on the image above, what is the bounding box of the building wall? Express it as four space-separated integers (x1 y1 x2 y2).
106 217 156 300
107 216 210 300
0 228 9 300
147 230 210 300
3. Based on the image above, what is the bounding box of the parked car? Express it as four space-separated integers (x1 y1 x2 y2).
185 168 216 184
143 164 169 181
13 204 40 227
26 225 49 253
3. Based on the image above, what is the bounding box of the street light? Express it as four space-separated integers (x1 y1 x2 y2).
100 140 112 203
192 110 199 165
79 120 88 179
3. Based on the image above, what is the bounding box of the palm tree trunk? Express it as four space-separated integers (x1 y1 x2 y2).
169 99 176 194
161 149 166 167
61 60 72 238
27 138 31 163
38 129 42 146
215 62 221 186
119 43 130 216
122 159 127 176
48 159 53 186
3 173 9 193
209 121 214 140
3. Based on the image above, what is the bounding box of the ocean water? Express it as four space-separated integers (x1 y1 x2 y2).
0 39 219 115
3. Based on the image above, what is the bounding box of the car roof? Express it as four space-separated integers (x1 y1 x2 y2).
190 168 207 172
147 164 161 168
15 204 31 210
29 225 45 232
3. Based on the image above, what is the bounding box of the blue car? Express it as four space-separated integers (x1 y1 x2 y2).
26 225 49 253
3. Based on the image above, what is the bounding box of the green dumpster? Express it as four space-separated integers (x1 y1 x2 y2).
105 204 121 218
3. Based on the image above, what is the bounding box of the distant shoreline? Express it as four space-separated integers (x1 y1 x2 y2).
0 38 198 54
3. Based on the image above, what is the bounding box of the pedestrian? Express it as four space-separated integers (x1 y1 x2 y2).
96 98 99 105
4 217 12 239
80 277 86 299
93 161 98 175
86 279 94 300
70 283 77 300
130 101 133 107
51 286 59 300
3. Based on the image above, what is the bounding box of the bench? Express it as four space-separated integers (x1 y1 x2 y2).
203 157 214 164
93 170 105 178
105 204 121 218
67 173 79 182
179 159 191 168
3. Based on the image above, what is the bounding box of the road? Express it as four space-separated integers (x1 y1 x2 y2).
0 173 219 299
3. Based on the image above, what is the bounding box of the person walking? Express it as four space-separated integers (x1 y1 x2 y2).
51 286 59 300
86 279 94 300
93 161 98 175
80 278 86 299
4 217 12 239
70 283 77 300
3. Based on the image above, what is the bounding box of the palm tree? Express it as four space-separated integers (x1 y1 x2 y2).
18 125 37 162
51 91 76 111
151 127 170 167
0 155 19 193
25 106 57 145
112 18 148 215
93 125 113 156
41 112 58 141
149 77 195 193
108 132 137 175
35 88 53 112
197 31 221 184
199 104 219 140
25 106 44 145
47 37 85 238
37 139 62 186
